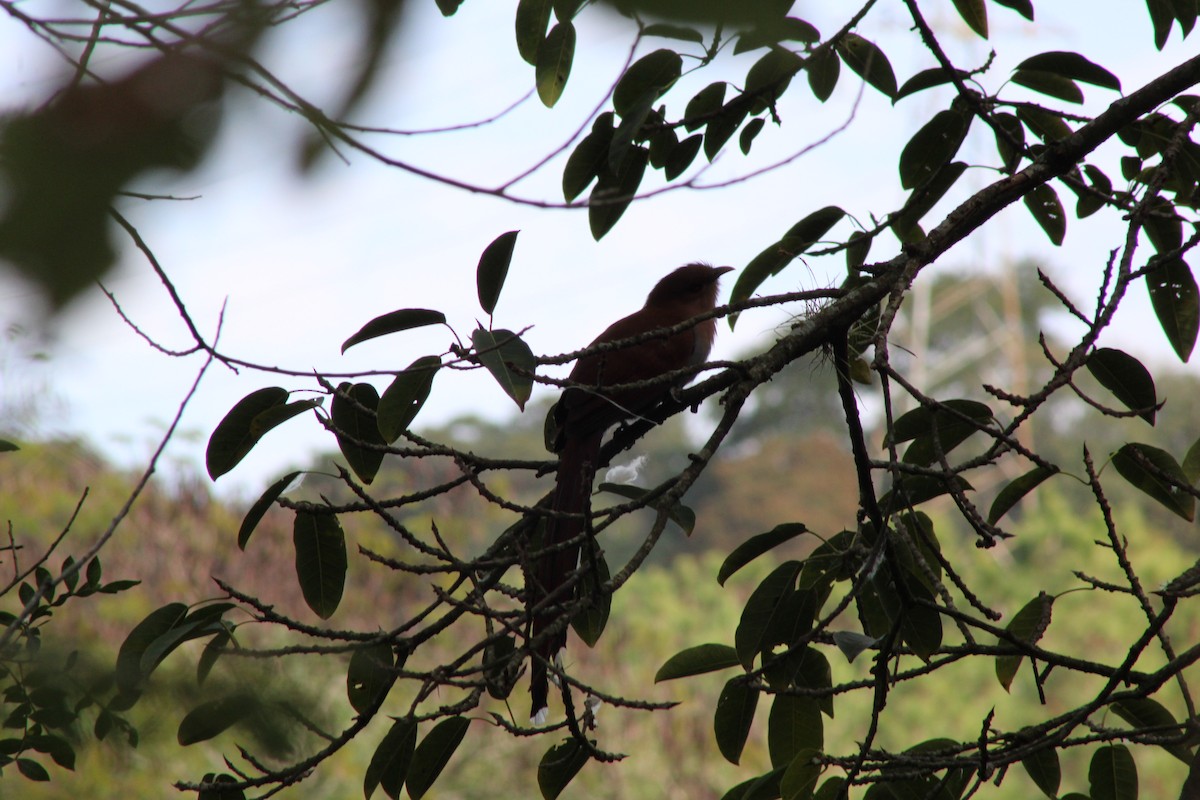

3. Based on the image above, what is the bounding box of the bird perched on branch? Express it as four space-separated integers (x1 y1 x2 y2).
528 262 733 722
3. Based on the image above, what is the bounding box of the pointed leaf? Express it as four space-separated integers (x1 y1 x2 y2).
347 642 394 715
988 465 1055 524
806 48 840 102
1112 442 1195 521
588 146 648 239
563 114 613 200
896 67 972 101
719 523 809 585
656 643 740 682
536 22 575 107
643 23 704 43
993 0 1034 20
341 309 446 354
1088 744 1138 800
714 678 759 765
613 49 682 117
836 34 897 99
781 748 822 800
703 98 751 161
1086 348 1158 424
364 717 417 800
472 329 535 410
406 717 470 800
1012 70 1084 103
993 111 1026 172
332 382 386 484
570 546 610 647
477 230 520 316
1112 696 1192 763
664 133 703 180
197 631 232 685
685 82 727 131
116 602 188 691
515 0 552 65
378 356 441 442
239 471 302 550
899 110 969 189
1018 51 1121 91
538 739 589 800
177 693 256 745
1024 183 1066 245
293 510 347 619
768 695 822 768
1146 257 1198 362
1022 746 1062 798
206 387 288 480
735 561 801 668
951 0 988 37
996 592 1053 691
1184 436 1200 484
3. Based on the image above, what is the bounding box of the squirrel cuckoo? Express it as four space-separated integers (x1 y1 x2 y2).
528 262 733 721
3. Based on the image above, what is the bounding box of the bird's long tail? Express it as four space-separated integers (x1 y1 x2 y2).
529 430 602 721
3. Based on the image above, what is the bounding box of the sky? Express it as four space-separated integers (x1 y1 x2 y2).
0 1 1196 500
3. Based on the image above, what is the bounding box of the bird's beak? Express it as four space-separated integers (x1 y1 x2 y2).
714 266 734 277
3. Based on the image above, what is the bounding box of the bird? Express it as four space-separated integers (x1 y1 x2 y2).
528 262 733 721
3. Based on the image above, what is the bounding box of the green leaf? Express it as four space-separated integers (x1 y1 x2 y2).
988 465 1056 524
805 48 840 102
880 474 973 513
406 717 470 800
293 510 348 619
899 576 942 661
745 48 803 109
1184 436 1200 484
768 695 822 768
1112 442 1195 521
0 440 18 452
378 356 441 442
238 471 302 550
951 0 988 37
1012 69 1084 103
996 592 1053 691
116 602 188 691
563 114 613 200
570 545 611 647
684 82 727 131
613 49 682 117
993 0 1034 20
536 22 575 108
719 523 809 585
1024 183 1066 245
888 399 994 465
332 382 386 484
643 23 704 43
472 329 536 410
29 733 75 770
538 739 589 800
177 693 256 745
714 678 759 765
899 109 969 189
515 0 552 65
589 146 648 239
1146 257 1198 362
1018 51 1121 91
197 631 232 685
780 748 821 800
993 111 1025 172
347 642 394 715
892 160 968 242
206 387 288 480
364 717 417 800
596 482 695 534
1022 746 1062 798
1112 696 1192 763
1018 106 1073 142
341 309 447 354
477 230 519 316
735 564 811 669
1086 348 1158 424
720 769 785 800
17 758 49 781
836 34 897 99
895 67 971 102
1089 744 1138 800
656 643 740 682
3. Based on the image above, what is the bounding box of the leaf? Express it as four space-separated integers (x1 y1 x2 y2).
836 34 897 99
993 0 1034 20
116 602 189 691
719 523 809 585
1022 747 1061 798
988 465 1055 524
17 758 49 781
1018 106 1073 142
206 387 288 480
1112 442 1196 521
472 328 536 410
589 146 648 239
239 471 302 550
996 592 1053 691
332 383 386 484
341 309 446 354
1146 257 1198 362
1088 744 1138 800
177 693 255 745
0 440 18 452
892 160 968 242
1012 70 1084 104
347 642 394 715
1184 436 1200 484
536 22 575 107
515 0 552 65
739 117 766 154
570 545 610 647
714 678 759 765
1112 696 1192 763
643 23 704 43
992 111 1025 172
477 230 519 316
538 739 589 800
293 510 348 619
951 0 988 37
1018 51 1121 91
656 643 741 682
745 48 803 109
895 66 971 101
596 482 695 534
378 356 441 442
364 717 417 800
880 473 973 513
563 114 613 200
806 48 839 102
484 635 520 699
684 82 727 130
664 134 703 180
613 49 682 117
1024 183 1066 245
703 97 751 161
197 631 232 685
406 717 470 799
1086 348 1158 424
888 399 993 464
768 695 822 768
735 561 801 668
899 109 969 189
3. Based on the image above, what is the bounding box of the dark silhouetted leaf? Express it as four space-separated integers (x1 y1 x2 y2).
664 133 703 180
563 116 613 200
643 22 704 43
767 695 822 768
472 329 535 410
1184 436 1200 484
294 510 347 619
996 592 1053 691
718 523 809 585
1012 69 1084 103
206 387 288 480
1088 744 1138 800
378 356 441 442
951 0 988 37
536 22 575 107
406 717 470 799
570 545 611 647
177 693 256 745
116 602 188 691
988 465 1055 524
1018 106 1072 141
1023 746 1062 799
613 49 682 116
197 631 232 685
880 474 973 513
1146 257 1198 362
332 382 386 484
806 47 840 102
896 66 971 101
735 561 801 668
685 82 727 131
1086 347 1158 424
1024 183 1066 245
347 642 394 715
900 110 969 189
836 34 897 99
589 146 648 239
341 309 447 354
516 0 552 65
656 643 740 682
477 230 519 316
1112 697 1192 763
703 97 751 161
714 678 759 765
364 717 417 800
1112 443 1195 521
993 0 1033 20
1018 51 1120 90
239 471 302 550
597 481 695 533
740 117 766 154
538 739 589 800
